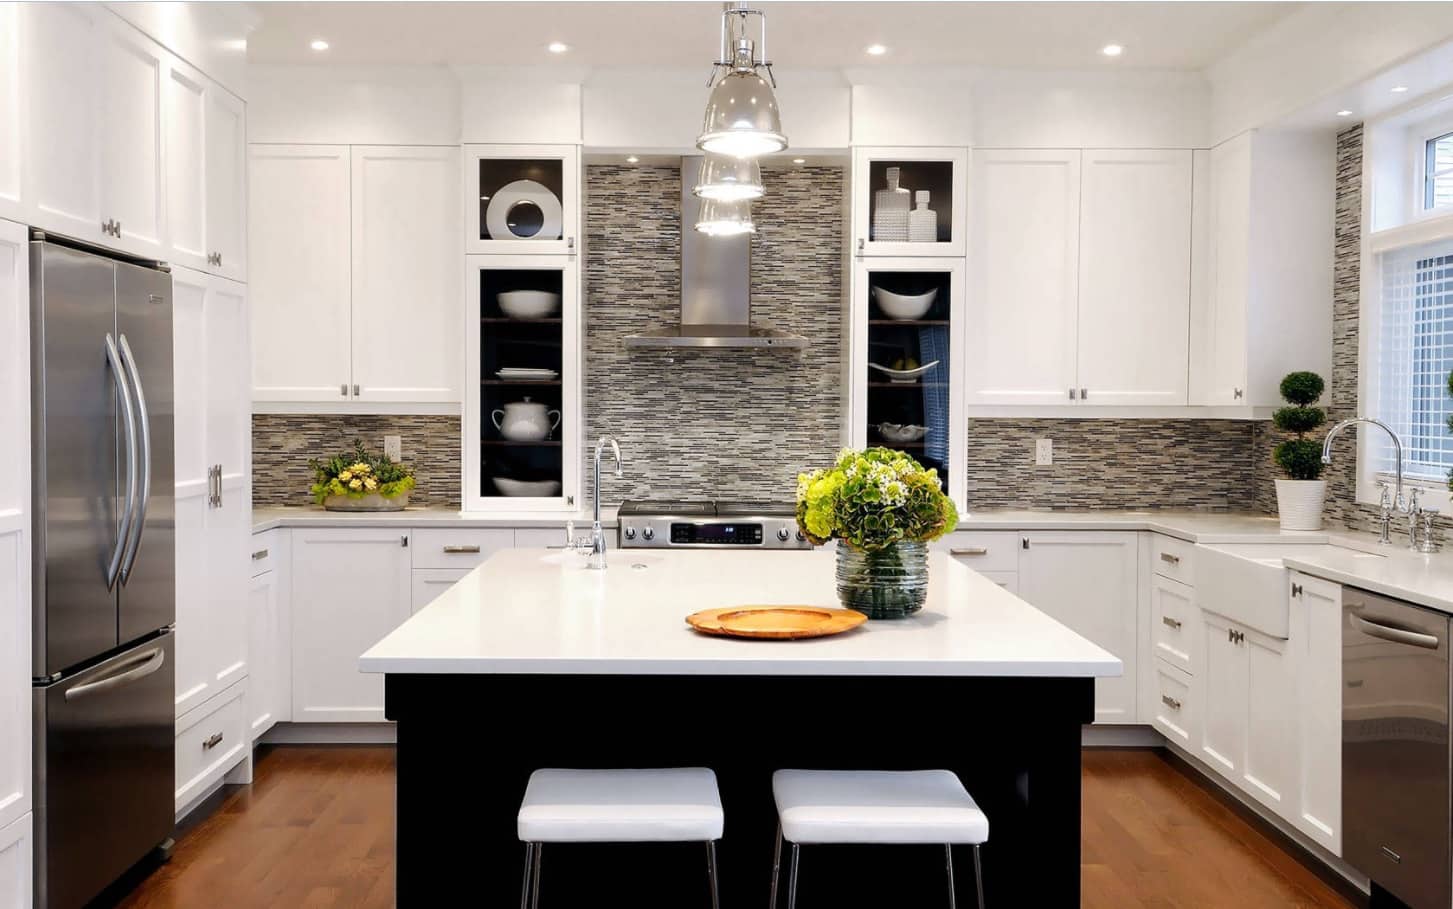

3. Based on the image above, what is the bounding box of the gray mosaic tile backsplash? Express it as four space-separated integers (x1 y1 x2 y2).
252 414 461 507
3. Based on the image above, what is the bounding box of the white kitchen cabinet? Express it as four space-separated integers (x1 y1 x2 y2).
851 147 968 257
1149 573 1197 675
1149 660 1196 749
290 529 412 722
164 57 209 271
247 565 284 740
0 220 29 837
412 569 470 614
205 85 247 281
172 267 251 718
0 4 24 222
350 145 459 403
249 144 353 403
1197 609 1246 778
1291 573 1342 855
174 680 248 817
1017 531 1139 722
97 13 167 259
1242 626 1295 814
966 149 1081 406
1076 149 1191 406
0 812 32 909
465 144 580 256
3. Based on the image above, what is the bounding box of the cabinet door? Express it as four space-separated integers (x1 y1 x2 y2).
1192 137 1251 406
21 2 102 242
249 145 352 402
97 15 166 258
350 145 460 403
852 147 967 257
1149 573 1197 675
205 85 247 280
205 277 251 697
1198 610 1248 778
1292 574 1342 854
966 149 1080 406
412 569 470 614
171 269 214 717
0 221 26 833
247 570 281 740
1076 149 1191 406
164 57 209 271
1017 531 1139 723
291 529 411 722
0 4 22 221
0 813 32 909
1243 627 1295 815
465 144 579 255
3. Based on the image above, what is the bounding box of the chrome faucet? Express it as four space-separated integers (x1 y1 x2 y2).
588 436 623 569
1322 417 1419 547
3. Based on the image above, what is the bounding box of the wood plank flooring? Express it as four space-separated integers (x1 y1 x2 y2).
107 746 1358 908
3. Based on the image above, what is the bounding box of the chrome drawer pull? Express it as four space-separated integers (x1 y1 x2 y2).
949 547 988 556
1159 552 1181 565
1161 616 1182 630
1161 694 1182 711
443 545 482 554
251 549 269 561
202 731 224 750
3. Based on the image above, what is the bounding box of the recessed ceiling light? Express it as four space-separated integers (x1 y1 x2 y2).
865 44 887 56
1101 44 1124 57
1337 109 1353 117
548 41 569 54
310 39 329 51
626 156 639 164
1391 85 1410 93
224 38 247 51
792 158 806 164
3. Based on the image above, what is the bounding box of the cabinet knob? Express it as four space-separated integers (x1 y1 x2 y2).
251 549 268 561
1160 694 1182 711
1291 583 1303 598
401 535 409 547
1233 387 1244 400
202 731 224 750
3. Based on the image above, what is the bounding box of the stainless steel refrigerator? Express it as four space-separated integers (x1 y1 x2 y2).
30 236 176 909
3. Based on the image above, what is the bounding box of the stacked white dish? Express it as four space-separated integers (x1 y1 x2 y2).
497 368 560 381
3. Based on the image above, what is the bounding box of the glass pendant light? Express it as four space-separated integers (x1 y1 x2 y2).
695 198 756 236
697 6 787 159
694 153 764 202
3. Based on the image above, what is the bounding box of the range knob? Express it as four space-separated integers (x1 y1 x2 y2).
623 526 637 540
641 527 656 541
796 531 807 542
776 528 791 542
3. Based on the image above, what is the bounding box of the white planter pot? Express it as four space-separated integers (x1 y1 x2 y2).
1274 479 1327 531
323 492 410 512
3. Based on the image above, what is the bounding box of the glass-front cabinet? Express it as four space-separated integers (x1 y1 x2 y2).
852 147 968 257
464 144 580 256
464 255 580 511
848 258 967 512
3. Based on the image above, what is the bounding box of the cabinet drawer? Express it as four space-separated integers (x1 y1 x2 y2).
1151 574 1198 675
978 570 1019 594
1150 660 1196 748
934 532 1019 573
175 683 247 813
513 527 570 549
1150 534 1194 584
410 528 515 569
249 530 280 578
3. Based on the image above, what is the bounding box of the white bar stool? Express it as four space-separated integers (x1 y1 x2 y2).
517 767 724 909
769 769 989 909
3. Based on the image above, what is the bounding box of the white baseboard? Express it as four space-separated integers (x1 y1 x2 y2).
260 722 398 745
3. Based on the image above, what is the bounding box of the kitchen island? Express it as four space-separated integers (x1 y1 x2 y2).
361 548 1120 907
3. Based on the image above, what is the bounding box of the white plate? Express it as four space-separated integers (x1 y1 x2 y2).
868 360 941 383
497 368 560 381
485 179 563 241
492 477 562 497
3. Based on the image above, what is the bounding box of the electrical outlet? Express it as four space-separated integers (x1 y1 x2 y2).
384 435 402 461
1035 438 1053 466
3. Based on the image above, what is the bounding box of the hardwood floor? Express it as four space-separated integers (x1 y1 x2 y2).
107 745 1358 908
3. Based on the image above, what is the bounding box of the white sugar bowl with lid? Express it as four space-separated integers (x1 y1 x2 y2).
492 397 562 442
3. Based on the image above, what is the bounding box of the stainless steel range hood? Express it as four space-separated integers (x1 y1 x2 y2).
624 157 807 350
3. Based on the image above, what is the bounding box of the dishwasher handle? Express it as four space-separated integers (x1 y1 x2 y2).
1350 611 1442 650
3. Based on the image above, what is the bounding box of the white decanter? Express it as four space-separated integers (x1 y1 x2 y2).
872 166 911 242
908 190 936 242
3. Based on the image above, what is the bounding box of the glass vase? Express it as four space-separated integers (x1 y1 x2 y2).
835 540 929 619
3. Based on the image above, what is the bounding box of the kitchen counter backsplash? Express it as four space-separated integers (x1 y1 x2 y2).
252 414 461 507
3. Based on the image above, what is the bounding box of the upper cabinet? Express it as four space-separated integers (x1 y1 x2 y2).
852 147 967 258
250 144 460 409
97 14 167 260
0 5 20 222
465 144 580 256
204 87 247 281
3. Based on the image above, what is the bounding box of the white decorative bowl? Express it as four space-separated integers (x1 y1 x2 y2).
871 286 937 320
498 290 561 319
875 423 928 443
492 477 562 498
868 360 941 384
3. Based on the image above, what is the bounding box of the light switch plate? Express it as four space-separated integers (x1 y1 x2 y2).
1035 438 1053 466
384 435 402 461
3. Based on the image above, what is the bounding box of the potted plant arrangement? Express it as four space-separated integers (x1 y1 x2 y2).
309 440 416 512
796 447 959 619
1272 371 1328 531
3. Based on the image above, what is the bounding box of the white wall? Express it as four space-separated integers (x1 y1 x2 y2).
248 65 460 145
458 65 584 144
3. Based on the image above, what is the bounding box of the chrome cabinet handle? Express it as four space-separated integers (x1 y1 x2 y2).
340 383 348 397
215 464 224 508
1291 583 1303 598
857 238 865 253
202 731 224 750
949 547 988 556
117 334 152 584
352 383 360 397
1350 612 1440 650
1068 387 1075 401
1234 387 1244 400
64 647 165 701
443 545 481 554
105 334 139 590
1162 616 1182 630
1080 388 1087 400
1159 552 1180 565
401 535 409 548
1161 694 1182 711
252 549 269 561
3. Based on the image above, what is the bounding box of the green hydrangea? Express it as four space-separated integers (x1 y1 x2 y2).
795 447 958 551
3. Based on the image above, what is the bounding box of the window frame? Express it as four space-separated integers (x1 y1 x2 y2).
1410 111 1453 221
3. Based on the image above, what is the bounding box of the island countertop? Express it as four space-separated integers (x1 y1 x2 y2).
359 548 1122 677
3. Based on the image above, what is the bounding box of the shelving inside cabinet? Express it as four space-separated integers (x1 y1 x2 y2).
853 148 968 257
465 145 579 256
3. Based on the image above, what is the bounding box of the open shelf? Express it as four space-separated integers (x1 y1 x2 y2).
482 380 562 386
868 382 949 389
481 439 562 447
481 317 562 325
868 319 951 327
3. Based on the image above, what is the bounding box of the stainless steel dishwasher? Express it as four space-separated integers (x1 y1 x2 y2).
1344 588 1452 909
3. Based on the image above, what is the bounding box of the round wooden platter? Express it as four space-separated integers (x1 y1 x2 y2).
685 605 867 640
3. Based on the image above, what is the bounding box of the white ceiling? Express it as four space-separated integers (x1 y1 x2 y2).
242 1 1302 71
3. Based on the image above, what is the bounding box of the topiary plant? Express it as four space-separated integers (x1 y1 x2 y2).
1273 371 1327 480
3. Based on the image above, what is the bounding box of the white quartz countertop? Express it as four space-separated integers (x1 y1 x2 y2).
1280 542 1453 613
358 549 1123 678
251 504 619 532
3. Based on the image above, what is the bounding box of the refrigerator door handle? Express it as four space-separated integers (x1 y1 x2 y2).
62 646 166 701
104 333 139 590
116 334 151 584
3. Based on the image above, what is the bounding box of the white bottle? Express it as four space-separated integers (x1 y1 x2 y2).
872 166 911 242
908 190 936 242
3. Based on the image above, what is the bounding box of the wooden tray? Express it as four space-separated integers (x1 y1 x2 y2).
686 606 867 640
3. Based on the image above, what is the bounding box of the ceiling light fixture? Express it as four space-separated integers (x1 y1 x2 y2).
695 153 764 202
793 158 806 164
626 155 640 164
866 44 887 56
1101 44 1124 57
696 3 788 160
1392 85 1410 93
548 41 569 54
310 39 329 51
695 198 756 236
1337 109 1353 117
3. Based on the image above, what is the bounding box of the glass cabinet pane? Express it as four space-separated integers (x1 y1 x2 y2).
867 160 954 244
478 267 565 499
864 269 953 492
477 158 565 242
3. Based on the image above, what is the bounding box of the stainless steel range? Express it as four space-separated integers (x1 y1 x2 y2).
617 500 813 549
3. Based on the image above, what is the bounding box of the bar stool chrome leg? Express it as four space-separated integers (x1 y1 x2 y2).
769 825 783 909
530 843 543 909
706 841 721 909
972 844 985 909
786 843 801 909
520 843 535 909
946 844 957 909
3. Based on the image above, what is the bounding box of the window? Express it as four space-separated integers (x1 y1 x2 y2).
1376 240 1453 480
1426 131 1453 211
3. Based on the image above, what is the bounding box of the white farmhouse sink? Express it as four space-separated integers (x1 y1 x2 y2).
1195 544 1385 639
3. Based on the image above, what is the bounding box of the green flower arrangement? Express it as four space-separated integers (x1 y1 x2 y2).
796 447 958 551
308 440 416 505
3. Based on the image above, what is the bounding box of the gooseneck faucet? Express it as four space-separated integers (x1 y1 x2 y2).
1321 417 1415 546
589 436 623 569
